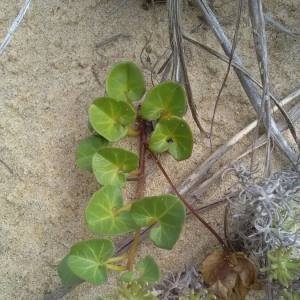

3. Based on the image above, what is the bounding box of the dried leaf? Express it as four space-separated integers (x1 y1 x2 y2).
209 280 230 299
201 250 257 300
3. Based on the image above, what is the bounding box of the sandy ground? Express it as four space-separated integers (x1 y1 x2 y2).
0 0 299 299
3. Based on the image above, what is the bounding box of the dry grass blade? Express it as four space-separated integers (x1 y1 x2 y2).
248 0 272 176
0 0 32 55
177 89 300 196
183 34 299 146
265 13 300 38
194 0 298 166
192 102 300 199
168 0 206 134
209 0 243 151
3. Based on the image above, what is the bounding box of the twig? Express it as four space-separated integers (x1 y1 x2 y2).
194 0 298 166
177 88 300 196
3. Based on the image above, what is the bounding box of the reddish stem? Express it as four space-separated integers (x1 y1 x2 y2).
126 118 148 270
136 118 147 198
148 150 226 248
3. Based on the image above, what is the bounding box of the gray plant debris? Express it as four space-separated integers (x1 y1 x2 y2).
226 166 300 256
153 266 214 300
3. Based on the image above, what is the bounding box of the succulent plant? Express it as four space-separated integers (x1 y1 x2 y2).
262 247 300 288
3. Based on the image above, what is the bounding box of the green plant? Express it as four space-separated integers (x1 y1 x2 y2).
99 281 158 300
279 289 300 300
58 61 197 287
262 247 300 288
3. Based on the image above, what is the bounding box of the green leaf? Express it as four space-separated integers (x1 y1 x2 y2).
149 116 193 161
106 62 145 102
136 256 160 283
58 255 83 287
89 97 136 142
263 247 300 288
119 271 135 283
92 147 139 187
67 239 114 285
75 135 108 171
131 195 186 249
120 256 160 284
85 185 138 235
140 81 187 120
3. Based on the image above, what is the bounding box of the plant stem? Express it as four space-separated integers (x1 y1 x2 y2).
136 118 147 196
106 264 128 272
127 126 140 137
126 229 141 270
116 197 226 255
126 118 148 270
107 254 128 263
148 149 226 248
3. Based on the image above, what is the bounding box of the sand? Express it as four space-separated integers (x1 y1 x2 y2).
0 0 299 299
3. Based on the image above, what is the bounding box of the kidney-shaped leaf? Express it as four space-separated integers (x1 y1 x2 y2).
75 135 108 171
85 185 138 235
106 62 145 102
130 195 185 249
58 255 83 287
67 239 114 285
136 256 160 283
89 97 136 142
140 81 187 121
92 148 139 187
149 116 193 161
120 256 160 284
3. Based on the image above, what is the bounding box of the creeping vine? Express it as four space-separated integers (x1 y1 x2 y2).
58 62 224 288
